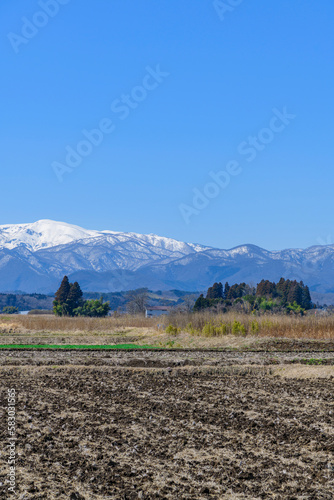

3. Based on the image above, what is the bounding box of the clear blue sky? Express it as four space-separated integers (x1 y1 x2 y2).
1 0 334 250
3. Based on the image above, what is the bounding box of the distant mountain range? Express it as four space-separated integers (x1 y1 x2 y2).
1 220 334 303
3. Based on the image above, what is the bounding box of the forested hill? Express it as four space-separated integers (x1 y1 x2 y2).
0 293 53 312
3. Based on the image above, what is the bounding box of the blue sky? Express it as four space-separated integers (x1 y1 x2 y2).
1 0 334 250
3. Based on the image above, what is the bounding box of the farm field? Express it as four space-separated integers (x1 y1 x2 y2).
0 349 333 499
0 315 334 498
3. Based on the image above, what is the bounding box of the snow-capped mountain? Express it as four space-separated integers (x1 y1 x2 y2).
0 220 97 251
1 220 334 301
0 220 208 255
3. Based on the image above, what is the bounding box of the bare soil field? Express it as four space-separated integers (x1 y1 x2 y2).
0 348 334 368
1 351 334 499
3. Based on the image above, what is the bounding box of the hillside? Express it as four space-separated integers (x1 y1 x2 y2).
1 220 334 302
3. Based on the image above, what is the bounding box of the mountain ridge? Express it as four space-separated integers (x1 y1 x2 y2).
1 220 334 300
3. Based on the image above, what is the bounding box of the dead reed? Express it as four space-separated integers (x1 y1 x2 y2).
0 314 156 333
1 310 333 340
166 311 334 340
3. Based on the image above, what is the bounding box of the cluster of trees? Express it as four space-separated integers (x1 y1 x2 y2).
256 278 312 310
194 278 313 314
1 306 19 314
194 282 252 311
206 281 249 300
53 276 110 317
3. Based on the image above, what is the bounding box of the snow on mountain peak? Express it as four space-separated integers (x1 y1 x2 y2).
0 220 209 255
1 220 334 296
0 220 97 251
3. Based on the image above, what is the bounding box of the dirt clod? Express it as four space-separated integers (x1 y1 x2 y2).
0 354 333 499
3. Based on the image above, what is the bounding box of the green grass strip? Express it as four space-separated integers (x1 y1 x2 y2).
0 344 156 349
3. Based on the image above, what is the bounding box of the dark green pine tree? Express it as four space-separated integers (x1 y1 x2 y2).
300 283 312 310
277 278 289 305
215 282 223 299
227 283 245 299
55 276 71 304
236 283 246 298
223 282 230 300
193 294 209 311
287 281 302 306
65 281 84 316
206 282 223 299
54 276 71 315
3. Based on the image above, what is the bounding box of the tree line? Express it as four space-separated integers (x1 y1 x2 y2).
194 278 313 314
53 276 110 317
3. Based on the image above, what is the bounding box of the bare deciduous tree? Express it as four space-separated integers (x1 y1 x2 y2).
126 289 148 315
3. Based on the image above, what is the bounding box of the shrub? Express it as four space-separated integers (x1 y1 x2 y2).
166 324 180 335
232 320 246 336
2 306 19 315
202 321 216 336
28 309 53 315
262 319 275 331
286 301 305 316
201 321 229 336
73 300 111 318
250 320 259 334
185 322 197 335
216 323 228 336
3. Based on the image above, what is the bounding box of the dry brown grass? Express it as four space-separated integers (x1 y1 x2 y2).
1 314 157 333
167 310 334 340
272 364 334 378
1 310 334 341
0 321 26 334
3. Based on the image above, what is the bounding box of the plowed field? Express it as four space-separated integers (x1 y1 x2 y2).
0 353 333 499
